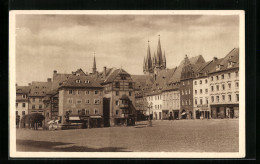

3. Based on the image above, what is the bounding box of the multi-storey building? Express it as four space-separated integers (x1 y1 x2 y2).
146 90 163 120
209 48 239 119
16 85 30 127
58 74 104 128
162 84 180 120
180 55 206 119
100 67 136 126
28 79 52 116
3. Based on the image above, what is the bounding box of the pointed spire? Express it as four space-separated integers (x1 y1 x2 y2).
92 52 97 74
147 40 152 71
163 51 166 68
143 56 146 72
156 35 163 67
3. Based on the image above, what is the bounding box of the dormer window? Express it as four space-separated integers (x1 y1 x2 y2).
84 80 90 84
216 64 223 71
228 61 235 68
229 56 233 59
76 73 80 76
76 79 81 83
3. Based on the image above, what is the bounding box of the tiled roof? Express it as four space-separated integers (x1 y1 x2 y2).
209 48 239 73
16 86 30 94
131 75 154 89
29 81 52 97
60 74 103 88
52 73 71 89
102 68 131 84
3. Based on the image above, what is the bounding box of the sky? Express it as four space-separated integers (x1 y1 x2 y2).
15 14 239 86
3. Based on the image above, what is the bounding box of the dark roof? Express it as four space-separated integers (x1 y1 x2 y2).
60 74 103 88
16 86 30 94
52 73 71 89
29 81 52 97
209 48 239 73
162 84 179 92
131 75 154 89
103 68 131 84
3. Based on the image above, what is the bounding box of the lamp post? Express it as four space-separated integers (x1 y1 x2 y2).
148 102 152 127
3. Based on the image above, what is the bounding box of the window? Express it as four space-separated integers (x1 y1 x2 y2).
228 83 231 89
182 90 184 95
68 99 73 104
205 79 208 84
194 81 197 85
195 90 197 94
69 90 73 94
78 109 81 115
94 109 99 114
200 80 202 84
228 73 231 78
32 98 35 102
186 100 188 105
116 110 119 115
95 90 99 95
188 90 190 94
187 81 190 85
200 89 202 94
22 95 27 98
183 82 185 86
32 105 35 109
115 82 120 88
76 99 82 104
76 79 81 83
86 99 90 104
222 74 224 79
121 76 126 80
222 95 225 101
205 89 208 94
216 85 219 91
195 99 197 105
216 76 219 80
236 94 239 101
16 103 18 107
81 109 86 115
86 109 90 115
211 77 213 81
22 111 25 116
16 111 18 115
189 99 191 105
182 100 184 105
228 95 232 101
211 96 214 102
236 82 239 88
129 91 132 96
216 96 219 102
211 86 214 92
206 98 208 104
116 91 119 96
160 105 162 109
129 83 133 89
200 99 203 104
236 72 239 77
222 84 225 90
85 90 90 95
39 105 42 109
94 99 100 105
185 90 187 95
85 80 90 83
46 112 49 118
115 100 119 106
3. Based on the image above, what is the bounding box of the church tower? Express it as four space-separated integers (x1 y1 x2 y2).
143 40 153 75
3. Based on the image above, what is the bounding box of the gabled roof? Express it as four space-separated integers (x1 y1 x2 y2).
52 73 71 90
102 68 131 84
150 68 177 91
29 81 52 97
16 86 30 94
131 75 154 90
60 74 103 88
209 48 239 73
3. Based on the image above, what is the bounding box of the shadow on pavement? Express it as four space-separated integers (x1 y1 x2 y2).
16 139 131 152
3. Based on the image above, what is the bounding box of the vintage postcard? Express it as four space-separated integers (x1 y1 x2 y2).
9 10 245 158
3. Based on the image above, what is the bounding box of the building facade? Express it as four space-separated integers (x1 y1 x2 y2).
209 48 239 119
146 91 163 120
16 85 30 127
58 74 104 128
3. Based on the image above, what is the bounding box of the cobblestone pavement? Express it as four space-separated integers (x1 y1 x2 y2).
16 119 239 152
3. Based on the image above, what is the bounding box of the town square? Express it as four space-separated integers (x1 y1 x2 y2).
12 11 242 155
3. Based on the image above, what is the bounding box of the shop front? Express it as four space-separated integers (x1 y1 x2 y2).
195 105 210 119
210 104 239 119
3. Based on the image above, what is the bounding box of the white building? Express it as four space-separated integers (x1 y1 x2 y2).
16 85 30 127
146 91 163 120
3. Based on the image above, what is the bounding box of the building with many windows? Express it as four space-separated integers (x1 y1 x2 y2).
16 85 30 127
58 74 104 128
209 48 239 119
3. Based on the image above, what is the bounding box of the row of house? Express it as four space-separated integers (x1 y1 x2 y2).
16 37 240 129
136 39 239 120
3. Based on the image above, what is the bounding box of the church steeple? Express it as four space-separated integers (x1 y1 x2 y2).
163 51 166 68
146 40 152 71
143 56 146 72
92 52 97 74
156 35 163 67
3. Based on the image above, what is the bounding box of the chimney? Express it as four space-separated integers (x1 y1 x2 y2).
28 83 31 86
103 66 107 79
47 78 52 82
53 70 57 75
213 57 218 62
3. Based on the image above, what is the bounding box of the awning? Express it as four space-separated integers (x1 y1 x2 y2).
90 116 102 119
181 112 187 116
69 116 80 120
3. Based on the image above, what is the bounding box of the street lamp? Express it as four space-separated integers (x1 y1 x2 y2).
147 102 152 127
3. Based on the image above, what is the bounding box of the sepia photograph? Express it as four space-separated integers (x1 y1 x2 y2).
9 10 245 158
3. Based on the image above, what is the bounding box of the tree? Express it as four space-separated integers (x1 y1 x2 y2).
27 113 45 130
